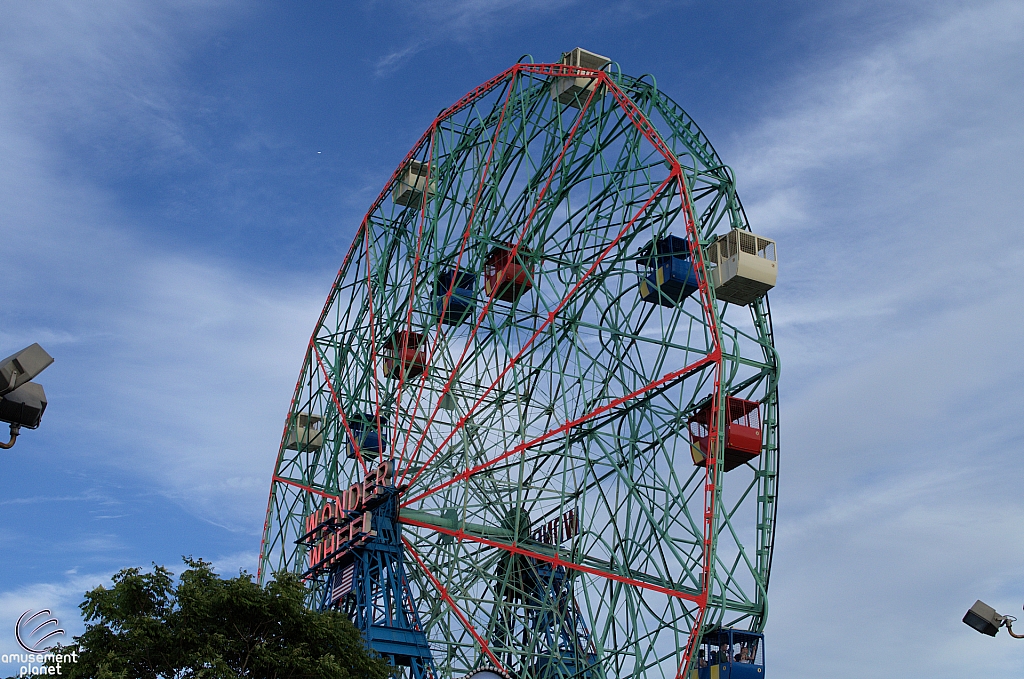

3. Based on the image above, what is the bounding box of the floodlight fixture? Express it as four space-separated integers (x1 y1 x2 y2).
0 382 47 429
0 343 53 396
963 600 1024 638
0 343 53 450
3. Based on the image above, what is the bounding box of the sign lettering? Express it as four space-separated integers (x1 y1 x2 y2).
532 508 578 545
305 460 392 570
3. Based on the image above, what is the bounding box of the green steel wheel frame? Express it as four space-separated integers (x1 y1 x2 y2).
259 59 780 679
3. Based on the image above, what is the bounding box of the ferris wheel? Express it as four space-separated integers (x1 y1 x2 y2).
259 49 780 679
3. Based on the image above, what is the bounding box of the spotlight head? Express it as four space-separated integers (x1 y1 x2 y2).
0 344 54 396
964 600 1004 636
0 382 47 429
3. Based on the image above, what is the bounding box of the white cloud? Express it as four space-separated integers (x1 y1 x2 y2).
0 131 320 529
211 550 261 577
728 2 1024 675
375 42 428 77
0 550 260 675
0 572 108 668
369 0 583 77
0 1 323 533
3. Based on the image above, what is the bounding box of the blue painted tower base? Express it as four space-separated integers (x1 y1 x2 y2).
321 487 437 679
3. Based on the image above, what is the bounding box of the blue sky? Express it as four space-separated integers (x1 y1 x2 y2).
2 1 1023 676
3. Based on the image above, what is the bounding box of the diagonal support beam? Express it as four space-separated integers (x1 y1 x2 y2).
400 513 703 604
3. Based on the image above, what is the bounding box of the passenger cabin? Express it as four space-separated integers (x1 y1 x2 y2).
690 629 765 679
688 397 763 472
484 244 533 303
346 414 385 460
382 331 428 380
285 413 323 451
434 270 476 325
393 160 435 208
550 47 611 108
706 229 777 306
638 235 700 307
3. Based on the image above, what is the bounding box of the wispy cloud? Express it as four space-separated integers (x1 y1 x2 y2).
727 1 1024 675
368 0 583 77
0 572 110 666
0 548 261 674
375 42 427 77
0 1 322 533
0 489 118 507
417 0 581 36
211 550 261 576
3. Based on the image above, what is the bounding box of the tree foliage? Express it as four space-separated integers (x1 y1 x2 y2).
42 558 392 679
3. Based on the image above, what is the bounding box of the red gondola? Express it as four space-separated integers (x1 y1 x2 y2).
382 331 427 379
484 244 533 303
688 396 762 472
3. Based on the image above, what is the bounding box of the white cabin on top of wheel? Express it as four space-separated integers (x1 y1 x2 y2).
550 48 611 108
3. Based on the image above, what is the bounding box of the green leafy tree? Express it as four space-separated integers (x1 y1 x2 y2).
34 558 392 679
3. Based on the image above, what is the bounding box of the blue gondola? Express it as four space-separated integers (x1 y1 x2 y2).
346 414 385 460
638 234 700 307
434 270 476 325
690 629 765 679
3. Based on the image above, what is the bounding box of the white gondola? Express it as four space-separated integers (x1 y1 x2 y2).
393 160 435 207
706 229 777 306
550 47 611 108
285 413 323 451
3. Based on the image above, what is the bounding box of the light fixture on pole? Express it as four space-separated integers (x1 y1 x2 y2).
963 600 1024 638
0 343 54 450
